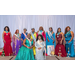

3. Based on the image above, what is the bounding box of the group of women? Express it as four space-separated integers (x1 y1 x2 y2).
2 26 75 60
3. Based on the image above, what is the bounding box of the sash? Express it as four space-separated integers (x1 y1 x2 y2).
23 33 27 38
27 38 32 46
47 31 54 40
14 34 21 40
37 40 43 47
31 32 36 42
38 31 43 35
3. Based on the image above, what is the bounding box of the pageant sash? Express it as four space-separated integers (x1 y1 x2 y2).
38 31 43 35
31 32 36 42
27 38 31 46
37 40 44 47
23 33 27 38
47 31 54 40
14 34 21 40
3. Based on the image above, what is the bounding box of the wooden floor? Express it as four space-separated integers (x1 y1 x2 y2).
0 48 75 60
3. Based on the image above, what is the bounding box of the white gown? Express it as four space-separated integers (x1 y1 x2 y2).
35 40 45 60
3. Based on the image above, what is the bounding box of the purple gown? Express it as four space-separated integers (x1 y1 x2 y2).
12 34 22 55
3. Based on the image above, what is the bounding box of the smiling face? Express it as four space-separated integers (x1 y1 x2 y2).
39 27 43 31
24 29 27 33
38 35 41 40
49 27 52 32
16 30 19 34
5 27 8 31
27 34 31 39
67 27 70 32
58 28 61 33
32 29 35 33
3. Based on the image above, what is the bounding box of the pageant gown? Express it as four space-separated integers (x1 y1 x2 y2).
12 34 22 55
65 31 75 57
35 40 45 60
15 39 35 60
3 31 12 56
46 31 56 55
55 33 67 57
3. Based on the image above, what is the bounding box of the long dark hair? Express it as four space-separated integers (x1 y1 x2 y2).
4 26 10 32
57 28 61 34
36 34 44 41
64 26 71 34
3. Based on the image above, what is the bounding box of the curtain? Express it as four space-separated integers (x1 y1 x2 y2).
0 15 75 48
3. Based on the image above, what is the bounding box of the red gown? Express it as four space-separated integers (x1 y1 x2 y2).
3 32 12 56
55 34 67 57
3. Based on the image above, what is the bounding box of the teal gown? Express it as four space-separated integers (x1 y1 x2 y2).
65 31 75 57
15 39 35 60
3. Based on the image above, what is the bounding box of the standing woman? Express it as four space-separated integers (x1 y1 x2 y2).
2 26 12 56
15 33 35 60
12 29 22 56
37 26 46 41
55 28 67 57
21 28 28 41
46 27 56 55
30 28 37 58
35 34 45 60
64 26 75 57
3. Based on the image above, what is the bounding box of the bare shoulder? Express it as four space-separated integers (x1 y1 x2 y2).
71 31 74 34
61 32 64 35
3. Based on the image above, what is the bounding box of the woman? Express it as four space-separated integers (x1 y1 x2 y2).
21 28 28 41
31 28 37 58
37 26 46 41
15 33 35 60
2 26 12 56
12 29 22 55
55 28 67 57
35 34 45 60
64 26 75 57
46 27 56 56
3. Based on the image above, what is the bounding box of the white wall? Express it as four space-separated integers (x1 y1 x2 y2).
0 15 75 48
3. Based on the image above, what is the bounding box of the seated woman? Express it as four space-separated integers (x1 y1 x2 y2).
64 26 75 57
12 29 22 55
46 27 56 56
15 33 35 60
55 28 67 57
35 34 45 60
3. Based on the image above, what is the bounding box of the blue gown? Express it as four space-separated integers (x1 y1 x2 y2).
65 32 75 57
46 32 56 54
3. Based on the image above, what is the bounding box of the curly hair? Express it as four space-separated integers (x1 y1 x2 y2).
4 26 10 32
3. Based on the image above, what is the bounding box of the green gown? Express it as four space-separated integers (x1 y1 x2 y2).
15 39 35 60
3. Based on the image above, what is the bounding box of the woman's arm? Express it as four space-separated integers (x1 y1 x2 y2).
10 32 12 42
56 34 58 45
30 40 35 48
68 31 74 43
23 39 29 48
2 31 5 42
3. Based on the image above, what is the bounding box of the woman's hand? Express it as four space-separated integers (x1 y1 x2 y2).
3 40 6 43
38 47 41 50
60 40 62 44
68 40 71 43
21 39 23 41
47 38 50 42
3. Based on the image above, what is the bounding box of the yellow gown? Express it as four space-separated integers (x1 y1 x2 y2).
31 32 36 55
